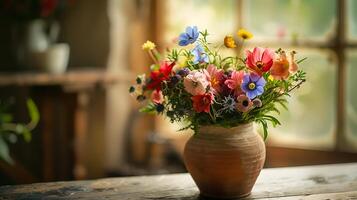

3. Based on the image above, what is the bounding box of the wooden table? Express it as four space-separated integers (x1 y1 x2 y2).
1 163 356 199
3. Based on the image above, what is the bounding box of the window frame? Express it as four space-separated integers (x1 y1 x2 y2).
153 0 357 166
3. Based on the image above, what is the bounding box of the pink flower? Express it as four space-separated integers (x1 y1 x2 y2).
183 70 211 95
246 47 274 75
270 51 290 80
224 71 244 96
206 64 224 93
151 90 164 104
191 93 213 113
236 95 253 112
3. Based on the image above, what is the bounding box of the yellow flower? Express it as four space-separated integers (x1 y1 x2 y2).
142 40 156 51
224 35 237 48
237 29 253 40
177 55 188 68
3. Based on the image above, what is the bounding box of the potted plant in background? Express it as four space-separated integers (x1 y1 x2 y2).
130 26 306 199
0 98 39 164
1 0 73 74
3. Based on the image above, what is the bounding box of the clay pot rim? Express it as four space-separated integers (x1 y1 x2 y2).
198 122 254 135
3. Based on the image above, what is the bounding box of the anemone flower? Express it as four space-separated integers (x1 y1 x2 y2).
192 44 209 64
241 73 266 99
246 47 274 75
236 95 253 112
191 93 213 113
178 26 199 46
252 98 263 108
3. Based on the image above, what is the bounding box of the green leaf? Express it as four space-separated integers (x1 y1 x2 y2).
22 127 32 142
139 103 156 114
150 64 160 71
260 120 268 141
263 115 281 127
27 99 40 128
0 136 13 165
0 114 13 123
296 57 307 64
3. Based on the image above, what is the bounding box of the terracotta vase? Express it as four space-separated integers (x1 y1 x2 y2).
183 123 265 199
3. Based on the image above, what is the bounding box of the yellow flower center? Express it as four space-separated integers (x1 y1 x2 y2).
248 83 256 90
211 77 219 87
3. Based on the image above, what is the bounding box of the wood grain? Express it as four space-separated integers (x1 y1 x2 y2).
0 68 132 87
0 163 356 199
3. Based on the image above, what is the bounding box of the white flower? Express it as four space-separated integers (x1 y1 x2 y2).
183 70 210 95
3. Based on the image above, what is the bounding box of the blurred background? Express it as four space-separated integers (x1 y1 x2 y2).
0 0 357 185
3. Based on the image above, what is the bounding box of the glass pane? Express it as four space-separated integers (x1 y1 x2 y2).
243 0 337 42
165 0 237 43
268 50 336 150
346 50 357 151
347 0 357 40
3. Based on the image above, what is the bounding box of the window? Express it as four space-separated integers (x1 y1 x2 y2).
161 0 357 153
346 50 357 152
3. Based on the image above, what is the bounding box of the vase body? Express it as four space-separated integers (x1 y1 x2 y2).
183 123 265 199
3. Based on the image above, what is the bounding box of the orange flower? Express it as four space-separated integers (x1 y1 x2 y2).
289 51 299 73
224 35 237 48
270 51 290 80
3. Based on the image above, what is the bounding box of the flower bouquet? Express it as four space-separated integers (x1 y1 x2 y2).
130 26 306 198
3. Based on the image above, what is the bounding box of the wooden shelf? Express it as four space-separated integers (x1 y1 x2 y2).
0 68 132 87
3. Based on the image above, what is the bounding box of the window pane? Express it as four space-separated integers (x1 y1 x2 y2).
268 50 336 150
243 0 336 41
165 0 237 43
347 0 357 40
346 50 357 152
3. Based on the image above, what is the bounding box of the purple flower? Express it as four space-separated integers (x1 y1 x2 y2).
177 68 190 77
241 73 266 99
168 74 181 87
192 44 209 64
178 26 199 46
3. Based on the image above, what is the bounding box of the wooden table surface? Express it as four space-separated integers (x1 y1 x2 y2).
1 163 357 199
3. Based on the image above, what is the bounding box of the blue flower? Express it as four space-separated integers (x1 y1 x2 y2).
178 26 199 46
241 73 266 99
191 44 209 64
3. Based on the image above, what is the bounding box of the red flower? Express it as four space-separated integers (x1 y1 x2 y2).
146 62 175 91
191 93 213 113
246 47 274 75
41 0 58 17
